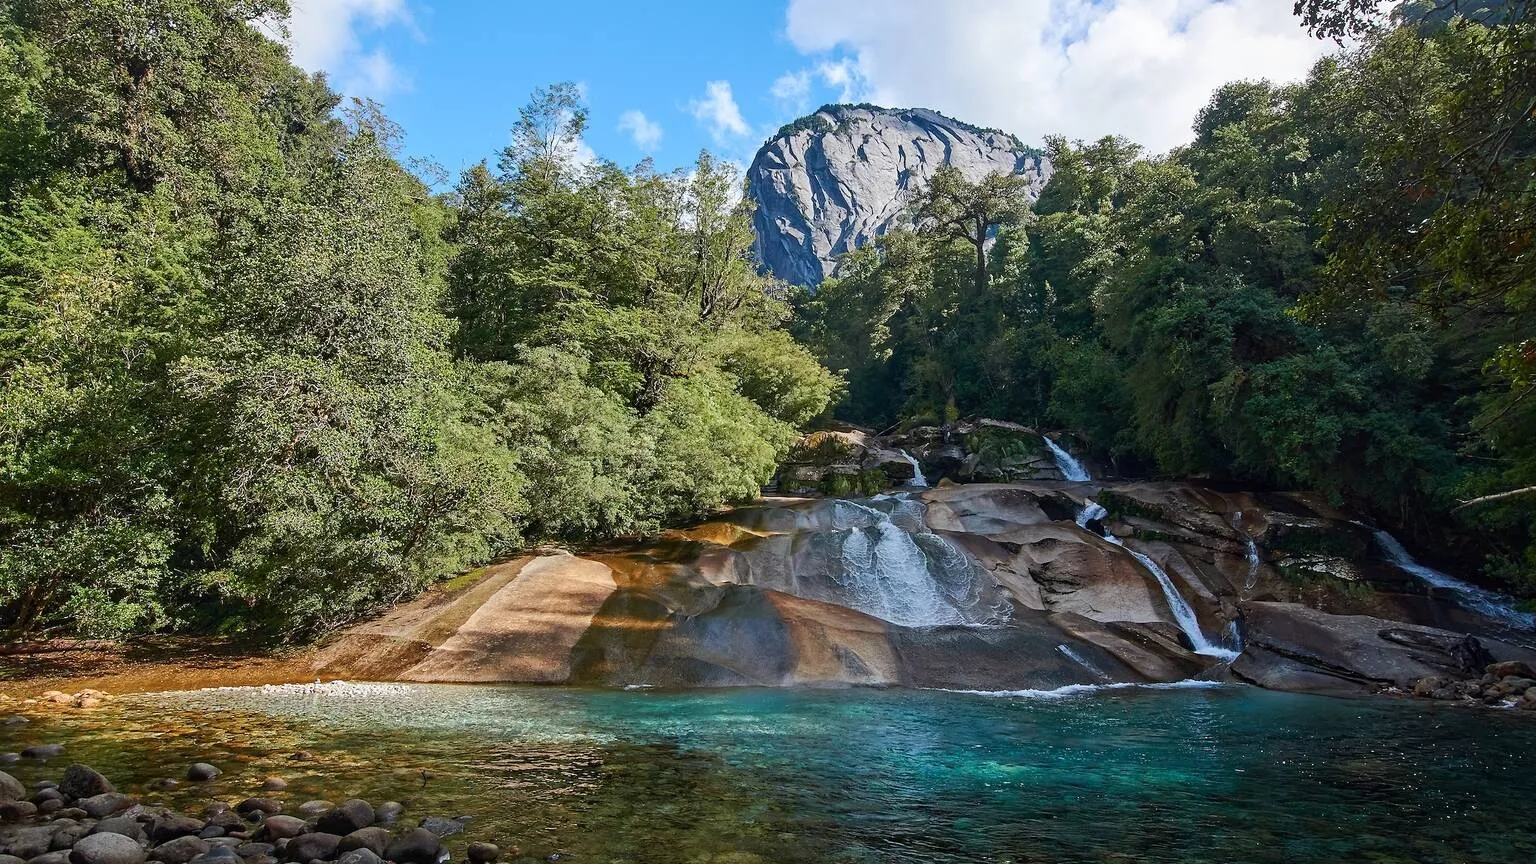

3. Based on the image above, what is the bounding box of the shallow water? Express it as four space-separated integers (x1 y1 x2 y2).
3 684 1534 863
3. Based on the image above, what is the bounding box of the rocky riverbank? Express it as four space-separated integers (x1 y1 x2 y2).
0 762 504 864
6 425 1534 712
307 472 1536 700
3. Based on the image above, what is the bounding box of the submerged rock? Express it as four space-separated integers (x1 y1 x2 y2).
184 764 220 782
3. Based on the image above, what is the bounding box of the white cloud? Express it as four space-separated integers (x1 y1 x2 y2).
285 0 414 98
816 58 865 102
783 0 1333 153
770 70 812 114
689 80 752 144
618 110 664 153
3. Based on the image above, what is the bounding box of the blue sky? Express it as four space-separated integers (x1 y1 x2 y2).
285 0 1335 181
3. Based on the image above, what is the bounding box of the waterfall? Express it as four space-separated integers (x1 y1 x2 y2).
898 449 928 488
1234 512 1261 591
1374 531 1536 629
1043 436 1091 482
825 498 1010 628
1076 502 1238 660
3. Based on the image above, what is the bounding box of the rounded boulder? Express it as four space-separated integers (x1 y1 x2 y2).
152 837 212 864
283 833 341 863
382 829 440 864
69 833 146 864
185 764 221 783
315 801 372 837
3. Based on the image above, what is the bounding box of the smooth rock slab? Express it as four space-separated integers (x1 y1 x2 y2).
69 833 145 864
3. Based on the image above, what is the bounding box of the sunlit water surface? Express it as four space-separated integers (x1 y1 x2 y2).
3 683 1533 864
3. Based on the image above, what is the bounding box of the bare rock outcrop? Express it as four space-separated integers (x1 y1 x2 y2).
747 105 1049 286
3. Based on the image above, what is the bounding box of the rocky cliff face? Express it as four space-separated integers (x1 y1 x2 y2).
747 105 1050 286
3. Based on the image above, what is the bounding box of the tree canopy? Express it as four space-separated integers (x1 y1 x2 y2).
0 2 836 639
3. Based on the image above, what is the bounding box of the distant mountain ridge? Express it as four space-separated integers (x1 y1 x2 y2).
746 104 1050 286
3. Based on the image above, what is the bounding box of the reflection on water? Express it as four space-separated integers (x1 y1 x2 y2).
3 683 1535 863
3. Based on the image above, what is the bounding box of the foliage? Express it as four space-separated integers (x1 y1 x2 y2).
0 7 835 640
794 8 1536 594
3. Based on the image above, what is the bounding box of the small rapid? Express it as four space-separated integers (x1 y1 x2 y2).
1374 530 1536 629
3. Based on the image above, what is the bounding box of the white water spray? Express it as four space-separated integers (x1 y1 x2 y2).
1374 531 1536 629
898 449 928 488
827 498 1010 628
1043 436 1091 482
1077 503 1239 661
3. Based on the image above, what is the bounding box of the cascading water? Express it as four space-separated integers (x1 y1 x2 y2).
1234 512 1261 591
1076 503 1239 661
1374 530 1536 629
898 449 928 487
824 497 1010 628
1043 436 1091 482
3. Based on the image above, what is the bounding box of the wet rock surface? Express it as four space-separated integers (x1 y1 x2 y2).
313 460 1536 699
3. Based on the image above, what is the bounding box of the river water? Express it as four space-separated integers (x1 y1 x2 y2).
3 684 1533 863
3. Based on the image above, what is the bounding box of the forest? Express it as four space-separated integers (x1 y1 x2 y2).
0 1 837 638
793 0 1536 599
2 0 1533 640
